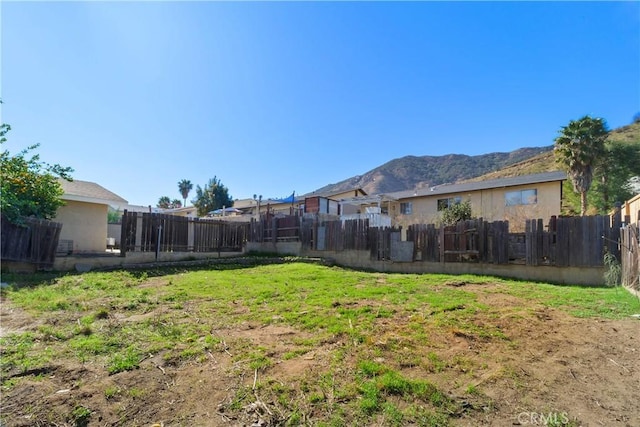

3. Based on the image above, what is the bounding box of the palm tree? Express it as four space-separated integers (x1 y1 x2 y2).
157 196 171 209
178 179 193 207
554 115 608 216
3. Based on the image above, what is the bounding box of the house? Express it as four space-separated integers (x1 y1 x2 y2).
55 179 128 253
163 205 198 218
302 188 368 215
621 193 640 226
341 171 567 230
234 188 368 218
389 171 567 228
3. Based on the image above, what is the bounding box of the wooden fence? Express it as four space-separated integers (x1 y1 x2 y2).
116 212 623 269
523 215 620 267
120 211 248 255
249 215 301 243
408 220 510 264
296 217 374 252
620 224 639 292
246 214 622 268
1 216 63 268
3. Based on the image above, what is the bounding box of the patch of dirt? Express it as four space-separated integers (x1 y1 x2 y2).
1 286 639 426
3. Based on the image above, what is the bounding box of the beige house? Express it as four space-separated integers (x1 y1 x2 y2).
340 172 566 230
55 180 128 253
388 171 566 229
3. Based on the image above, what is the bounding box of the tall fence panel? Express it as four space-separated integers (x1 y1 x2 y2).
248 215 300 244
487 220 510 264
370 227 400 261
1 216 63 268
442 219 483 263
526 215 614 267
120 211 248 255
407 224 439 262
193 219 246 252
620 224 639 292
342 219 370 251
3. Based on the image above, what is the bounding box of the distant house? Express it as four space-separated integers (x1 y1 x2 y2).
55 179 128 253
233 188 368 218
303 188 368 215
391 171 567 228
621 193 640 226
341 171 567 229
164 206 198 218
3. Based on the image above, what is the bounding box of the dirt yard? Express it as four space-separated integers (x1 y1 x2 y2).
1 282 639 427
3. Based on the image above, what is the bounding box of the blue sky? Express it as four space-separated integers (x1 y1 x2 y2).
2 1 639 207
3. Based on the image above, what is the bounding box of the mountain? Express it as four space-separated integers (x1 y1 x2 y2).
311 121 640 197
466 121 640 183
311 146 553 196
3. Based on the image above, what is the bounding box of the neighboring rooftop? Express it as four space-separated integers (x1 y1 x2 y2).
59 179 128 205
302 187 368 199
388 171 567 200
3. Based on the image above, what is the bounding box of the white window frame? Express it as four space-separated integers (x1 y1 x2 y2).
505 189 537 206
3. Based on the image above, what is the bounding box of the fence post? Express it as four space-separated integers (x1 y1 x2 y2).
119 210 128 257
439 225 445 263
188 219 195 252
134 213 143 252
271 216 278 246
156 225 162 260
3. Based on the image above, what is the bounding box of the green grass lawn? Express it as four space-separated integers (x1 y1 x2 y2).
1 261 638 426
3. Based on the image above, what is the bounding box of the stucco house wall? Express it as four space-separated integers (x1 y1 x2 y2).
54 179 128 253
622 193 640 225
55 201 109 253
388 172 566 229
395 181 562 226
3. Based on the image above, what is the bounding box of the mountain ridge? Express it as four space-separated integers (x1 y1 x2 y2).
311 121 640 197
311 146 553 196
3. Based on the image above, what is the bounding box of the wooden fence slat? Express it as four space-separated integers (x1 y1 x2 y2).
1 216 63 268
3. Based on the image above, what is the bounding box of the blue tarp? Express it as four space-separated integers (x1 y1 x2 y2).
272 192 296 203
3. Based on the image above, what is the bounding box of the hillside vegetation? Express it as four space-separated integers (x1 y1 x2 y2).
467 121 640 182
313 121 640 215
312 146 552 196
467 121 640 214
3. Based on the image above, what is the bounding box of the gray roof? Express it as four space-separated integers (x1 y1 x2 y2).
338 194 398 206
302 187 368 199
59 179 128 205
388 171 567 200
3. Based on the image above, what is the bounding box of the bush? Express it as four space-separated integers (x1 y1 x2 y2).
441 200 474 226
0 123 73 224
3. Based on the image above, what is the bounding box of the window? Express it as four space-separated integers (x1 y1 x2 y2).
400 202 413 215
437 197 461 211
505 189 537 206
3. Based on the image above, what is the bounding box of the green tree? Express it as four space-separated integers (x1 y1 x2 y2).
554 115 608 216
157 196 171 209
592 139 640 213
178 179 193 207
1 125 73 224
193 176 233 216
107 209 121 224
157 197 182 209
441 200 473 226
